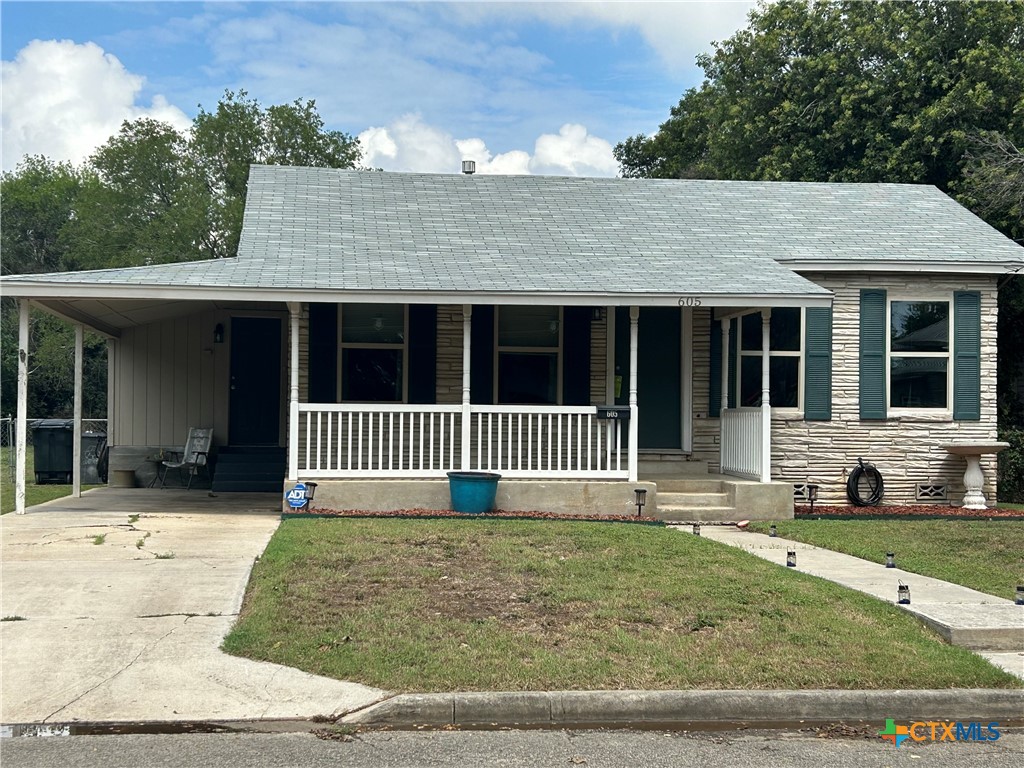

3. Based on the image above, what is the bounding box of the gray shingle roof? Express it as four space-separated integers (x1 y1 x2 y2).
6 167 1021 298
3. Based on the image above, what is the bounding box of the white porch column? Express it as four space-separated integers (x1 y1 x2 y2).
460 304 472 471
287 302 301 482
628 306 639 482
720 318 729 415
15 301 29 514
760 309 772 483
73 323 83 498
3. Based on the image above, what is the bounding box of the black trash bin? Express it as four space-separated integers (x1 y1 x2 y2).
81 431 107 485
31 419 74 484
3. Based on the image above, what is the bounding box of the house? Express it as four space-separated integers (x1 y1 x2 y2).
5 166 1022 517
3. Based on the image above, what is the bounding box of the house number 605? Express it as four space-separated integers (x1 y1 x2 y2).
678 297 703 307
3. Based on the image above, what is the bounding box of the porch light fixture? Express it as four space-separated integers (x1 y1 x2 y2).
897 581 911 605
548 319 559 334
786 550 797 568
806 483 819 514
373 315 384 332
1016 586 1024 606
886 552 896 569
213 323 224 344
692 523 701 536
633 488 646 517
769 524 778 538
591 307 603 322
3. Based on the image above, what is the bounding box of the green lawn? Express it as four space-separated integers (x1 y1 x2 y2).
223 518 1021 693
0 447 100 514
749 519 1024 600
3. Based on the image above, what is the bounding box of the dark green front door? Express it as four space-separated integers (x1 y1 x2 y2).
616 307 682 450
229 317 282 445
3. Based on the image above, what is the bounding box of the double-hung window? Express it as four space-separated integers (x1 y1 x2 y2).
737 308 802 408
339 304 407 402
496 306 562 404
888 299 950 410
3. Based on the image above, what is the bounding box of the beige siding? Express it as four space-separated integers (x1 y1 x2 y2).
436 304 463 404
691 273 1000 505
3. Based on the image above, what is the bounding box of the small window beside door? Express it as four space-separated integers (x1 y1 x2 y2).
496 306 561 404
339 304 406 402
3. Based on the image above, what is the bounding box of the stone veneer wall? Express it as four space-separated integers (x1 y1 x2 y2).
690 273 1000 505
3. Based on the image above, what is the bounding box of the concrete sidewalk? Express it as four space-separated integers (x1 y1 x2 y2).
682 525 1024 680
1 489 387 724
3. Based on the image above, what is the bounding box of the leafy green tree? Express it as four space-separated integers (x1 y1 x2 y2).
191 90 361 258
617 1 1024 188
0 156 83 276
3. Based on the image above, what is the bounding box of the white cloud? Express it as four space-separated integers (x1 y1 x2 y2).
1 40 191 170
450 1 755 73
360 116 617 177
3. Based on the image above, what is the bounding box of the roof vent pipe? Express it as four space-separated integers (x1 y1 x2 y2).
461 160 476 175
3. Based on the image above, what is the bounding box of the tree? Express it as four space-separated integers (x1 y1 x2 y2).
0 156 83 276
616 1 1024 188
191 90 361 259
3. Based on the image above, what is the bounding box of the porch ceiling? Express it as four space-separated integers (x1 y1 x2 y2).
31 297 286 337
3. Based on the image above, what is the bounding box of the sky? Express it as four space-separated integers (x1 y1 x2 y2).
0 1 756 176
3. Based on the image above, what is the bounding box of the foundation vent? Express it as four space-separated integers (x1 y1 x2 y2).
793 483 809 502
916 483 948 503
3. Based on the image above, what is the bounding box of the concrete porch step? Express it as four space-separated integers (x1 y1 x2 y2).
636 455 708 477
657 491 731 508
653 506 740 522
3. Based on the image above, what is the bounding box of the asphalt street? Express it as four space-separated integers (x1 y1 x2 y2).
2 728 1022 768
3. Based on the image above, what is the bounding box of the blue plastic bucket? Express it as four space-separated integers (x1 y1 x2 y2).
446 471 501 514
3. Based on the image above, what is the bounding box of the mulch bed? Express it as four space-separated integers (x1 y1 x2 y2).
286 507 665 525
795 504 1024 520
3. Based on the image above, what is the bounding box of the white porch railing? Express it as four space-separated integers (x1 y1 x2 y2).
299 404 461 477
720 407 763 480
469 405 627 478
297 404 628 479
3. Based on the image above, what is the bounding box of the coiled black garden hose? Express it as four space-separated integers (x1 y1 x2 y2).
847 457 884 506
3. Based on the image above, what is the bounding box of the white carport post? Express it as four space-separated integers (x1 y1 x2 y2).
15 300 29 514
72 323 83 497
287 302 301 483
760 309 772 483
628 307 639 482
460 305 472 471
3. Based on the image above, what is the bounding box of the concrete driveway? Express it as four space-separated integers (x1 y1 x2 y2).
1 489 387 724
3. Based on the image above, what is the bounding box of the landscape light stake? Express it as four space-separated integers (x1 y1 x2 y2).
633 488 646 518
692 523 701 536
806 483 819 514
786 550 796 568
769 524 777 537
304 481 318 509
886 552 896 569
1016 586 1024 606
898 581 911 605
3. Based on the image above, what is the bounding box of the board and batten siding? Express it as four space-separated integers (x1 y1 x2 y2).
111 309 229 450
690 273 1000 505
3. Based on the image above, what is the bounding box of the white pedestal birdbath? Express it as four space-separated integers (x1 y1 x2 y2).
942 442 1009 510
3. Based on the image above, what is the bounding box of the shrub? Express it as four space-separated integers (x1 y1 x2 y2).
997 428 1024 503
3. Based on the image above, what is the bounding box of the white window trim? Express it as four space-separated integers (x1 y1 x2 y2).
337 304 409 403
886 293 953 416
494 306 563 405
734 308 804 414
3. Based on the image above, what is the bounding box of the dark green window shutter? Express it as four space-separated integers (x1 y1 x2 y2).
562 307 591 405
859 289 887 419
803 306 833 420
728 319 738 409
308 303 337 403
470 305 494 404
709 319 722 418
407 304 437 404
953 291 981 420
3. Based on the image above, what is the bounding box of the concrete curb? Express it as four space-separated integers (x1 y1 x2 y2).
341 689 1024 727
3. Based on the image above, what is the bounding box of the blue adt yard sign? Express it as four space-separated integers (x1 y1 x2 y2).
285 483 310 509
